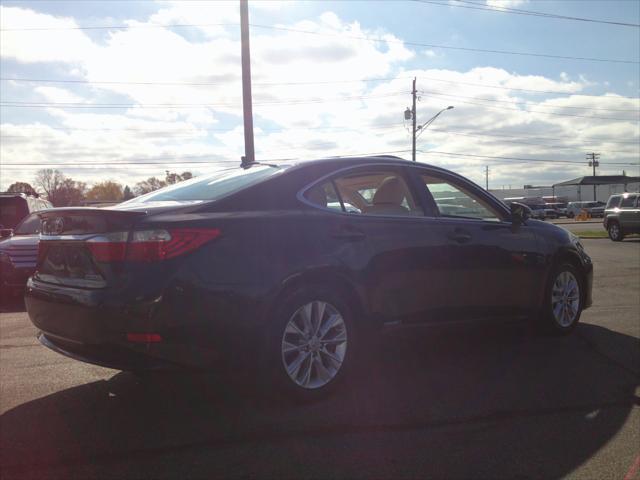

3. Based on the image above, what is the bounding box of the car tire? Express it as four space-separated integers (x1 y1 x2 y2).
567 212 574 218
265 286 356 402
542 263 583 335
607 221 623 242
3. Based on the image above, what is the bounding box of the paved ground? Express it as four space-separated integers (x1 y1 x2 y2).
1 239 639 479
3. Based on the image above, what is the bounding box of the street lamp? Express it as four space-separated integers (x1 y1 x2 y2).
416 106 454 138
411 105 454 161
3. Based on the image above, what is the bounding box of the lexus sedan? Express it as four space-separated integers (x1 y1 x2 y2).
25 156 593 401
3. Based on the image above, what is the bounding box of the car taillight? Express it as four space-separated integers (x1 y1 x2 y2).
86 228 221 263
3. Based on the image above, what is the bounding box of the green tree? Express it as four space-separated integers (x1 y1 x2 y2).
165 171 193 185
7 182 37 196
134 177 166 195
86 181 124 202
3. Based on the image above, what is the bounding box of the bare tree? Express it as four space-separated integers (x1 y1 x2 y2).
33 169 86 206
34 169 64 203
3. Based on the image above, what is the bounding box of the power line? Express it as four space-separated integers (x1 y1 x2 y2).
5 76 639 101
3 123 638 148
0 149 415 168
413 0 640 28
424 128 638 155
417 75 640 100
248 24 639 65
0 76 413 87
418 89 639 112
419 93 638 121
0 92 407 109
1 20 636 64
420 150 640 166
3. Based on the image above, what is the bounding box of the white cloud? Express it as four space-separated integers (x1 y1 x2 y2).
1 4 638 191
486 0 528 8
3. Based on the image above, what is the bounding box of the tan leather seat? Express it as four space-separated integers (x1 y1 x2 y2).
364 177 410 215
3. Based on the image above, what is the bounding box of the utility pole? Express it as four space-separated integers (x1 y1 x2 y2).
240 0 255 167
586 152 600 201
411 77 417 162
485 165 489 191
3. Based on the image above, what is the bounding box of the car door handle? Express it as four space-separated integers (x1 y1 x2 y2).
447 229 472 243
330 228 366 241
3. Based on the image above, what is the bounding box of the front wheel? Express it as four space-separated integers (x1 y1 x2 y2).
542 264 583 335
267 287 355 402
608 221 623 241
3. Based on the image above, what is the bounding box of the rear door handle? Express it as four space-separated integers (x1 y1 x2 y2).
331 228 366 241
447 229 472 243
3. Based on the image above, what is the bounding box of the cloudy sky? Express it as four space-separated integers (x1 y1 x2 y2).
1 0 639 192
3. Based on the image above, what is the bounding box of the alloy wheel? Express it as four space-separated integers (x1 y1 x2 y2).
281 301 348 389
551 271 581 328
609 223 621 241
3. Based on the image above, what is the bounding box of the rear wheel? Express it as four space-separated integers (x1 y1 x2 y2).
608 221 623 241
267 287 355 402
542 264 583 335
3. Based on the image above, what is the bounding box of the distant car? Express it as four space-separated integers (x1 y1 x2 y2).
0 213 41 302
24 156 593 401
603 193 639 241
0 193 52 230
546 202 567 217
590 205 605 218
527 204 547 220
566 201 605 218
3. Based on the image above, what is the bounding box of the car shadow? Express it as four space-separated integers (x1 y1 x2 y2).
1 322 638 479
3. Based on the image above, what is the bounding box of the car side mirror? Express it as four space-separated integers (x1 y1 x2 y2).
0 229 14 238
510 202 531 225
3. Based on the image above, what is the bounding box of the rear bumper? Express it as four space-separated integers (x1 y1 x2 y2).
38 332 175 371
25 278 221 371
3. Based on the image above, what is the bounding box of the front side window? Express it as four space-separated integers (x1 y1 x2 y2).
621 195 638 208
420 174 502 221
326 169 422 217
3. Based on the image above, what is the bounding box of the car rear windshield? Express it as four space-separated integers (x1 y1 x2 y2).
122 165 284 204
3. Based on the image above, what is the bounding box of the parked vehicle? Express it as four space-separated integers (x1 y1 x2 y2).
566 201 605 218
527 204 547 220
545 202 568 217
0 193 52 230
25 156 593 401
0 213 41 302
603 192 639 241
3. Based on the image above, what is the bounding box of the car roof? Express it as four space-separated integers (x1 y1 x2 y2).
280 155 458 178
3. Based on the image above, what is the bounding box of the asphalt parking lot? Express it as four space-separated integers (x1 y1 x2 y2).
1 239 639 479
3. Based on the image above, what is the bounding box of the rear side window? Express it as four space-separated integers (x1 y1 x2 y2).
621 195 638 208
606 196 621 208
304 181 343 212
123 165 283 204
14 214 41 235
